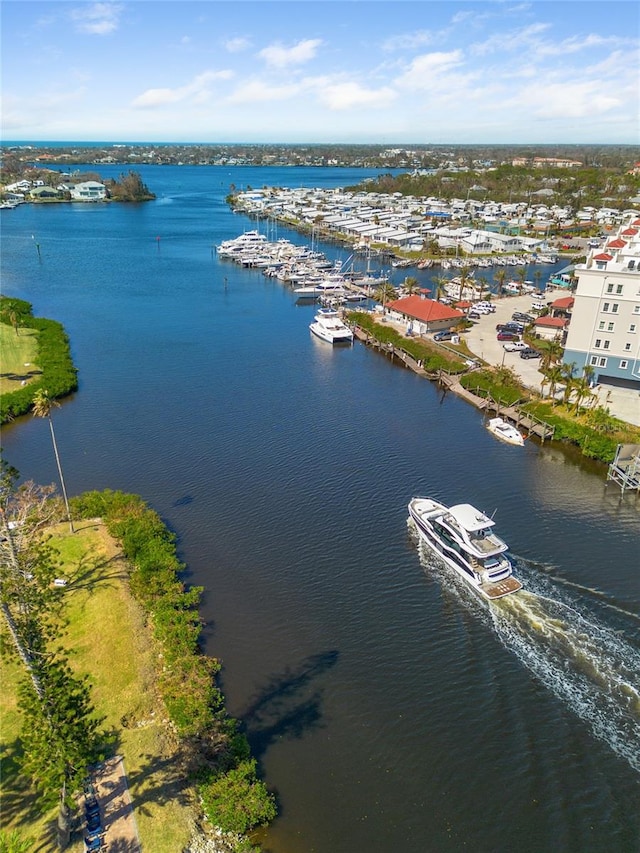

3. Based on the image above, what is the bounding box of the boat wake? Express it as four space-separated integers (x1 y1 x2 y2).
414 539 640 773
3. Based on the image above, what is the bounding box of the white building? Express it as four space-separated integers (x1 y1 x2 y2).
563 215 640 390
69 181 107 201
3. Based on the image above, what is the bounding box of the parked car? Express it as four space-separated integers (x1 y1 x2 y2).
476 301 496 312
497 322 524 333
512 312 535 323
468 311 482 320
497 331 520 341
502 340 528 352
531 301 546 311
520 347 541 359
433 330 455 342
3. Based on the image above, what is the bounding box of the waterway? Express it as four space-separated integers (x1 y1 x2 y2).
1 165 639 852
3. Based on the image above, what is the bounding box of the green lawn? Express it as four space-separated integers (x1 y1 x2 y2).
0 322 40 395
0 522 198 852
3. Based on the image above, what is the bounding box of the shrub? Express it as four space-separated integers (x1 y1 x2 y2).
198 760 277 834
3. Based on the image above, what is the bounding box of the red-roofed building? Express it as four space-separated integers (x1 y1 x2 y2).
550 296 574 318
535 315 569 341
606 239 627 249
386 295 465 334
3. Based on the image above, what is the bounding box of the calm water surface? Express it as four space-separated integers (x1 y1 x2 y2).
2 166 639 853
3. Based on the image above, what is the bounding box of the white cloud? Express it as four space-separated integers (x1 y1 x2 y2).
226 79 301 104
132 70 233 109
382 30 437 52
225 37 252 53
317 81 397 111
258 39 322 68
69 3 123 36
515 80 621 120
395 50 465 90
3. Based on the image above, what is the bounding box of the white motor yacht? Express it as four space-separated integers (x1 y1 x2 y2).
309 308 354 344
407 498 522 600
486 417 525 446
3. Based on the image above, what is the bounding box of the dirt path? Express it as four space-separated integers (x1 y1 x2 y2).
86 755 141 851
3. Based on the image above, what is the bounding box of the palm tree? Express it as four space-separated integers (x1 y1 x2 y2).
431 274 451 302
373 282 397 312
543 363 565 402
560 362 577 408
493 267 507 297
514 265 528 295
457 264 473 303
540 339 564 372
403 276 419 296
32 390 74 533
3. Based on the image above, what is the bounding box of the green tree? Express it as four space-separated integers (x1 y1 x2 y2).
32 391 74 533
403 276 419 295
198 759 277 834
493 267 507 296
373 283 397 309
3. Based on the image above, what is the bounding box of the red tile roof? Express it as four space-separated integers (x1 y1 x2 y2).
551 296 574 310
535 316 568 328
621 228 638 236
388 295 464 323
606 239 626 249
593 252 613 261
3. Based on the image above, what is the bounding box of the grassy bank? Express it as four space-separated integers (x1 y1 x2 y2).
0 297 78 424
0 520 199 851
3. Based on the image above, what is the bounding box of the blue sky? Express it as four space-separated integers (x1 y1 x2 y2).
2 1 638 144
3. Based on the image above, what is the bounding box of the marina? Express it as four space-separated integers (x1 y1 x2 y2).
1 163 639 853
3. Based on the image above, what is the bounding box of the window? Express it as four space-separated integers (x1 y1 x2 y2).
613 303 619 313
634 306 640 314
598 357 607 367
594 338 601 348
598 321 605 330
607 322 615 331
606 283 614 293
620 360 628 369
630 324 637 333
603 340 610 349
603 302 610 312
616 284 623 294
589 355 599 366
625 342 632 351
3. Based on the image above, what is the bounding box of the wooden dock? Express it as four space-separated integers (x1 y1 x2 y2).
353 327 555 443
607 444 640 494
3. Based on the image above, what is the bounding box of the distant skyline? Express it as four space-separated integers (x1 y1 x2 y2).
2 1 639 145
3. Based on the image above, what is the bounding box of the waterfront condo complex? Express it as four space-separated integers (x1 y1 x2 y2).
563 215 640 391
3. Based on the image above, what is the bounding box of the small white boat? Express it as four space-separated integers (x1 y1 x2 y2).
309 307 354 344
486 417 524 446
407 498 522 600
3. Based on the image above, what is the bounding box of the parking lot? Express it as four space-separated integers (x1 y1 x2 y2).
462 291 555 392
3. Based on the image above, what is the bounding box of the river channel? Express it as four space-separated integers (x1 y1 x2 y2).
1 165 639 852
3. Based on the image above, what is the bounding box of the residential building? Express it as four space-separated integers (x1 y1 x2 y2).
386 294 465 335
563 216 640 390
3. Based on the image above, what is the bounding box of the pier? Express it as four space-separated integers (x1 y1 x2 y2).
606 443 640 494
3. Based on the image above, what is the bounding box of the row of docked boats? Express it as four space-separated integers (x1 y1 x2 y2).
216 231 387 302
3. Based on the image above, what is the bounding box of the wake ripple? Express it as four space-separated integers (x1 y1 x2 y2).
413 534 640 773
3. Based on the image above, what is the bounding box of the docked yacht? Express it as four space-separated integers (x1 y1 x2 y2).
294 280 348 298
407 498 522 600
309 307 354 344
486 417 524 446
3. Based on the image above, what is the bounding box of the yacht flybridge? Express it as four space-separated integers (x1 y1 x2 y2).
407 498 522 600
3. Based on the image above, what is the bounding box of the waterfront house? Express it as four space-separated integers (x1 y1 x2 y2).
69 181 107 201
386 295 465 336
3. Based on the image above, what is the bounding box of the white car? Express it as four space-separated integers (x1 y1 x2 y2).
531 301 546 311
502 340 529 352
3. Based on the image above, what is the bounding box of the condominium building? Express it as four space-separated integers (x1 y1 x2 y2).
563 215 640 390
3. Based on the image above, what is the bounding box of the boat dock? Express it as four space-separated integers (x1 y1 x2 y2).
607 443 640 494
352 331 556 443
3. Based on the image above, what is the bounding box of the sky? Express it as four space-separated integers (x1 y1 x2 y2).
1 1 639 145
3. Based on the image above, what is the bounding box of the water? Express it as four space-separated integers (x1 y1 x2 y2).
2 166 639 852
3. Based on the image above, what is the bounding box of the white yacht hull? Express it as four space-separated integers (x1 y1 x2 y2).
486 418 524 446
